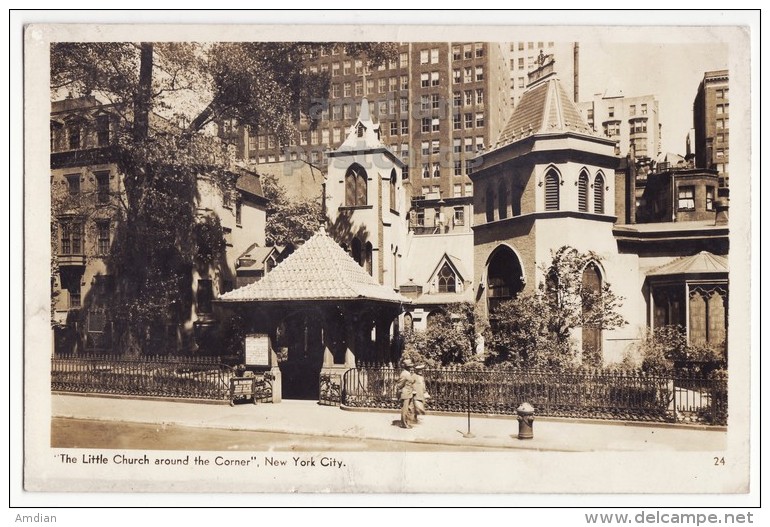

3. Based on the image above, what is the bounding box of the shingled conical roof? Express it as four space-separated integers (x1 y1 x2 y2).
647 251 729 277
491 73 598 152
219 228 408 304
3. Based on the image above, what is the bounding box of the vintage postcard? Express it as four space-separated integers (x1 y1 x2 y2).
16 13 758 510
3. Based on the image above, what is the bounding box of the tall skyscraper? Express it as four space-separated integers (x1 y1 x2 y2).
232 42 511 200
693 70 729 187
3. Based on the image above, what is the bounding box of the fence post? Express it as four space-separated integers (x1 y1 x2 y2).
461 381 474 438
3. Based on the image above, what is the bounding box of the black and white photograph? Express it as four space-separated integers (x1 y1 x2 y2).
14 11 759 514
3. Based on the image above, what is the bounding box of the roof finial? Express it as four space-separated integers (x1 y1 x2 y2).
358 96 370 122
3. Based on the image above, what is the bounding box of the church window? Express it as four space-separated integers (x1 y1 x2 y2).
345 164 368 207
438 263 457 293
578 171 589 212
544 170 560 211
593 173 605 214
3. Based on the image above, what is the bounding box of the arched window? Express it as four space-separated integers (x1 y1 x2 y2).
364 242 373 276
403 313 413 333
389 168 397 211
485 186 495 222
498 183 508 219
544 169 560 211
351 238 362 266
511 184 521 217
581 262 603 365
578 171 589 212
345 164 368 207
594 173 605 214
437 262 457 293
427 310 444 329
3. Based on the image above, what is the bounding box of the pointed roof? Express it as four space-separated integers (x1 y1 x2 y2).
492 74 599 151
219 228 408 304
336 97 383 152
647 251 728 277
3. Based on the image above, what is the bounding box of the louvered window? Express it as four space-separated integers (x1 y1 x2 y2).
545 171 560 211
578 172 589 212
594 173 605 214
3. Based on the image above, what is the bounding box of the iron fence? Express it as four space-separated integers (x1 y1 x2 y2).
341 364 727 425
51 354 235 401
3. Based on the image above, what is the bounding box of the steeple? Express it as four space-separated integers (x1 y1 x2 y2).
336 96 385 153
491 56 601 152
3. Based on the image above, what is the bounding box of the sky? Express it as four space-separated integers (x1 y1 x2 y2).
576 41 730 155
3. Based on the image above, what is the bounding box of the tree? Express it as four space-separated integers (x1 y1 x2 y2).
259 174 324 247
51 41 398 355
485 246 627 369
402 303 477 366
625 325 726 374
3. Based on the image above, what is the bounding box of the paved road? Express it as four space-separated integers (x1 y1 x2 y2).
52 418 512 452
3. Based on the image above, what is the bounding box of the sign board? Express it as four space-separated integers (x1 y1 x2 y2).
244 333 271 367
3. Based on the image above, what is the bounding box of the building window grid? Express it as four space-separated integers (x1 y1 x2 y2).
96 172 109 203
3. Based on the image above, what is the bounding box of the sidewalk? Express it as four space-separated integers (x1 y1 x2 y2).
52 394 727 452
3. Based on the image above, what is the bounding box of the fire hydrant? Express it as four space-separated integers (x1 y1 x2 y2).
516 402 535 440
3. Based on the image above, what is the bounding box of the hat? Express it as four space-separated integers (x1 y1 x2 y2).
414 363 425 370
401 358 414 367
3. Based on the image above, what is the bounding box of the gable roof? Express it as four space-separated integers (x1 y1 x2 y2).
236 243 278 273
647 251 729 277
219 228 408 304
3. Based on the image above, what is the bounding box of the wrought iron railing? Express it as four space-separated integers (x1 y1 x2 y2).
341 364 727 425
51 354 235 401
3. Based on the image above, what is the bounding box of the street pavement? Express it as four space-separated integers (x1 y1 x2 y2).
51 394 727 452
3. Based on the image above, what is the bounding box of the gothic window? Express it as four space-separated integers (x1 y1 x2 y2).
364 242 373 276
511 184 521 217
544 169 560 211
578 171 589 212
498 183 508 219
389 169 397 211
345 164 368 207
581 262 603 364
485 186 495 222
437 262 457 293
351 238 362 266
593 173 605 214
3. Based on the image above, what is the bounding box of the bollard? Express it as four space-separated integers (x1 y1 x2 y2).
515 402 535 440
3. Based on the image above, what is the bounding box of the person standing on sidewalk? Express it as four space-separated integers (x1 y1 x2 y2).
411 363 429 424
395 358 416 428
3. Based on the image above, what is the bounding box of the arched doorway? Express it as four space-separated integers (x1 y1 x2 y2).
486 246 525 314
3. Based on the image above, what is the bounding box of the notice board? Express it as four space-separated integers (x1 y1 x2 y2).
244 333 271 367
